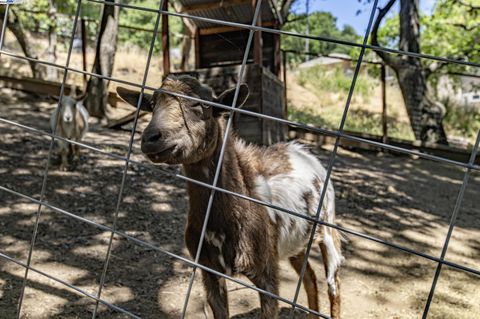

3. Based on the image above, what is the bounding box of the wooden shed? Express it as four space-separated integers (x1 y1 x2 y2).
161 0 286 145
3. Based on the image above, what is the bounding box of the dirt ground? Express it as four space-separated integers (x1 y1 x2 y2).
1 88 479 319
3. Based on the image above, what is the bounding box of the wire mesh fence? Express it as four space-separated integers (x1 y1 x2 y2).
1 0 480 318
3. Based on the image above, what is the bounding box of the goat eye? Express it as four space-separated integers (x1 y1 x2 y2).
191 102 208 109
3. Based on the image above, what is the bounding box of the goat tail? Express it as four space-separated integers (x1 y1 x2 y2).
319 225 344 286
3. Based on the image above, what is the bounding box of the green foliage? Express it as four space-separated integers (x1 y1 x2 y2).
16 0 184 53
423 0 480 64
118 0 184 52
377 0 480 71
298 64 371 98
443 103 480 141
282 11 361 63
118 0 160 51
376 14 399 48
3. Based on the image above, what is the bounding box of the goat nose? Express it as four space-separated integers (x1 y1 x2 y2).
143 131 162 144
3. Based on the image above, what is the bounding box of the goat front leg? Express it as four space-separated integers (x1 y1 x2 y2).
249 268 279 319
202 270 229 319
72 144 81 168
58 141 69 171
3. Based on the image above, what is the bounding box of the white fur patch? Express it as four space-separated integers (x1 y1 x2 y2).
205 232 225 249
254 176 275 223
202 167 209 178
218 254 232 275
323 230 343 295
77 102 89 139
205 232 231 275
253 143 337 258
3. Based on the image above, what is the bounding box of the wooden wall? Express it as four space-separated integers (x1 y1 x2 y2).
197 30 276 74
173 64 285 145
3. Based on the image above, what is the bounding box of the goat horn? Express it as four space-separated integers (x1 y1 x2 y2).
68 83 77 97
75 88 88 101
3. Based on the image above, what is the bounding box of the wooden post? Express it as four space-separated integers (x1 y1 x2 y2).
81 18 88 86
46 0 58 81
282 50 287 119
273 20 281 77
84 0 119 118
253 0 262 67
162 0 170 77
381 64 388 144
194 28 200 69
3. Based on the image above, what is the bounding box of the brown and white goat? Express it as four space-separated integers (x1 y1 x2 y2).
117 76 343 319
50 88 89 171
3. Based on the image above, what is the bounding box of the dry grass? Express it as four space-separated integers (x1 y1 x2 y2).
287 69 416 141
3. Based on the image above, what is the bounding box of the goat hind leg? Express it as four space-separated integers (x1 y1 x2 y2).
289 253 319 318
319 230 342 319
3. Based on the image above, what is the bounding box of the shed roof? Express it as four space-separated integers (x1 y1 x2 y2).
177 0 277 29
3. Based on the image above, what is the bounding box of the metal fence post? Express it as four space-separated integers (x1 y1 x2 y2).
381 63 388 145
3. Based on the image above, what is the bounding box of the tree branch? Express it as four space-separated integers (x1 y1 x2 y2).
279 0 295 22
451 22 480 31
456 0 480 11
0 7 41 77
425 46 479 78
284 15 307 24
370 0 399 67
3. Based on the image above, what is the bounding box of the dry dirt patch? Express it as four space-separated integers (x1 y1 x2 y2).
1 89 479 318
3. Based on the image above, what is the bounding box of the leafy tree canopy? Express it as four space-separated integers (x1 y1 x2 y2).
16 0 183 53
281 11 361 62
377 0 480 72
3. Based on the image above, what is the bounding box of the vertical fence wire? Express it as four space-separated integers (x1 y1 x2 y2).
0 3 9 51
422 129 480 318
287 0 379 316
14 1 83 317
179 1 264 317
91 0 165 317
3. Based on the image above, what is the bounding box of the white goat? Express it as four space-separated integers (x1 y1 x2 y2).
50 89 89 170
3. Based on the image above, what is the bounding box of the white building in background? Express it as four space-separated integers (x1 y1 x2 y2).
436 74 480 109
298 53 352 69
459 75 480 107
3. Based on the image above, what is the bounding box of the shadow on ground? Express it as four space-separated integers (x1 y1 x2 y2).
1 89 479 318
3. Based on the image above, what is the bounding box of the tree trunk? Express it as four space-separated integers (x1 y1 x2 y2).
0 7 41 78
372 0 448 145
85 0 119 119
46 0 58 81
395 64 448 144
180 28 192 71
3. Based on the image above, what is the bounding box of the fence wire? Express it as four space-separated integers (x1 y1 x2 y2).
0 0 479 319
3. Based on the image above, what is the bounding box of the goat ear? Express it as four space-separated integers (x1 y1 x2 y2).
214 84 249 116
116 87 154 112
